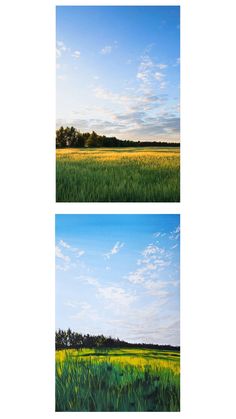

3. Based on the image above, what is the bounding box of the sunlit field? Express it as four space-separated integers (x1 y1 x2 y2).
56 147 180 202
55 348 180 412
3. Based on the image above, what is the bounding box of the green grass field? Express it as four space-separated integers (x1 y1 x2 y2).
56 147 180 202
55 348 180 412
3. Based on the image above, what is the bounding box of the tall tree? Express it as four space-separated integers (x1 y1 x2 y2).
85 131 99 147
56 127 66 148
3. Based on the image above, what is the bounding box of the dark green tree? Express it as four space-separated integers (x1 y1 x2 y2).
85 131 99 147
56 127 66 148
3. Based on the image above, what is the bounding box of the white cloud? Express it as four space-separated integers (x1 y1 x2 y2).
127 241 172 288
146 263 157 270
160 81 168 90
136 55 168 88
56 41 67 59
136 55 154 84
64 300 77 308
58 240 85 258
154 71 165 81
59 239 70 249
142 244 165 258
76 250 85 258
173 57 180 67
143 280 169 297
105 303 179 345
157 63 168 69
100 45 112 55
77 275 99 287
55 245 70 263
56 264 70 272
93 86 131 105
104 241 124 259
72 50 81 59
154 258 170 267
71 302 99 321
127 267 146 284
97 286 136 307
169 225 180 241
137 72 148 81
57 41 67 51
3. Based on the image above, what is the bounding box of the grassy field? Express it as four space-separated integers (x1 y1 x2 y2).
56 147 180 202
55 348 180 412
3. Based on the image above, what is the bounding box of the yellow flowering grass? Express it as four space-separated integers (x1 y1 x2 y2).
55 348 180 411
56 147 180 202
56 347 180 374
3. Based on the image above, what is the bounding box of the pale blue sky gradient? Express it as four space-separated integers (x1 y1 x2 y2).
56 215 180 345
56 6 180 142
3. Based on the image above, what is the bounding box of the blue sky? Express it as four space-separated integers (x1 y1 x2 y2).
56 6 180 142
56 215 180 345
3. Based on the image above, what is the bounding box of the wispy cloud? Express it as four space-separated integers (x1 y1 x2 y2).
77 275 99 287
77 275 137 309
64 300 77 308
173 57 180 67
72 50 81 59
56 264 70 272
106 305 179 345
143 280 169 297
55 245 70 263
58 239 85 258
71 302 99 321
97 286 137 307
142 244 165 258
136 54 167 89
104 241 124 259
169 226 180 241
56 40 67 58
154 71 165 81
59 239 70 249
126 242 173 299
76 250 85 258
157 63 168 69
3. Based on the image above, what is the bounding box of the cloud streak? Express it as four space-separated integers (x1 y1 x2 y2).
72 50 81 59
104 241 125 259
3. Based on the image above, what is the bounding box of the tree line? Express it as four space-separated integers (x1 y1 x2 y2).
55 328 180 351
56 126 180 148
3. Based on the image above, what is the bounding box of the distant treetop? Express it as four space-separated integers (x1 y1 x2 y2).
56 126 180 149
55 328 180 351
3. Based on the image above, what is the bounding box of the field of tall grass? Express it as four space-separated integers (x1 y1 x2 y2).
55 348 180 412
56 147 180 202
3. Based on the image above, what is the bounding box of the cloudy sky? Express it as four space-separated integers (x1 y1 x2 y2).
56 215 180 346
56 6 180 142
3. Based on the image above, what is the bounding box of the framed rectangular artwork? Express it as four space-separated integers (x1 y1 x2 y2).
55 214 180 412
56 6 180 203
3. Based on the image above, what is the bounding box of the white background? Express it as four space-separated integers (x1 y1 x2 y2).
1 0 236 417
